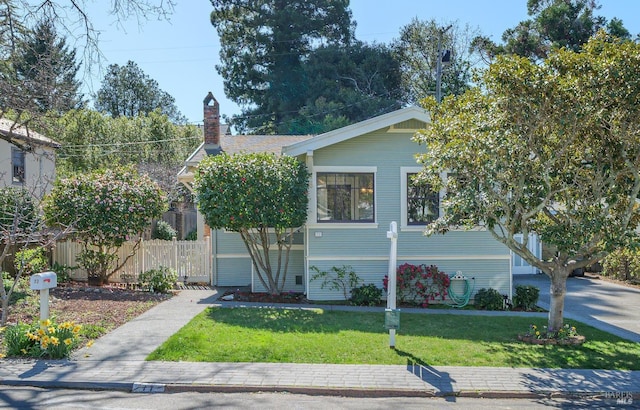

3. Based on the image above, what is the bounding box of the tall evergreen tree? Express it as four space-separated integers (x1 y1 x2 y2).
472 0 631 61
289 42 403 134
13 20 83 113
210 0 354 134
94 60 185 123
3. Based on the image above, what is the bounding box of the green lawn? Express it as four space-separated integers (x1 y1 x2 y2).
147 307 640 370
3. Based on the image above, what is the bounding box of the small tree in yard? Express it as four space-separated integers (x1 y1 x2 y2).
194 153 308 295
0 186 67 326
415 32 640 333
44 167 166 285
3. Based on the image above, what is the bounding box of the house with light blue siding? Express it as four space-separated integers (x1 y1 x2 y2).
178 94 513 301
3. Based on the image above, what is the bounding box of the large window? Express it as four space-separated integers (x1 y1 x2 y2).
12 148 25 184
317 172 374 222
406 173 439 225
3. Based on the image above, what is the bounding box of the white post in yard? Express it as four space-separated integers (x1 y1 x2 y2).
386 221 398 348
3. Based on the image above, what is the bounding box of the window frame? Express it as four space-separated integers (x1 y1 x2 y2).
400 167 444 231
11 148 25 184
311 166 377 227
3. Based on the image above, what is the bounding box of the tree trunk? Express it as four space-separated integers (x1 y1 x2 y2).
548 269 569 332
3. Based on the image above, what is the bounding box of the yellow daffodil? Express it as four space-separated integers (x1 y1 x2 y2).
64 338 72 346
50 337 59 346
0 353 5 359
37 328 45 336
40 319 51 327
86 340 94 348
48 327 56 334
73 325 81 334
20 349 27 355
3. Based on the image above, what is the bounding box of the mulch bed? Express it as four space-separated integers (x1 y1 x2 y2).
220 290 310 304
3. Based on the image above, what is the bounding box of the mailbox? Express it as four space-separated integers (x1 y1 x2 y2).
30 271 57 290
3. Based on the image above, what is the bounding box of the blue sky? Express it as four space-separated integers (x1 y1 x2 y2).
83 1 640 125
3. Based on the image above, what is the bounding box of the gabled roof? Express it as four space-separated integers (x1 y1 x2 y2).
283 106 430 157
0 119 61 150
184 134 314 167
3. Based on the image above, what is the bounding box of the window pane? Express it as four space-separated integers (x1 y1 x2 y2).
407 173 438 225
317 172 374 222
12 149 25 184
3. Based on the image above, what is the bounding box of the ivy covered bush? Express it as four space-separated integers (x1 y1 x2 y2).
44 167 166 285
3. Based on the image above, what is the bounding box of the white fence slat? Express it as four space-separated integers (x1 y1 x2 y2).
52 239 211 284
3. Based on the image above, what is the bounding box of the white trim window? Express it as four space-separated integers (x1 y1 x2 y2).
315 167 376 223
401 167 443 230
12 148 25 184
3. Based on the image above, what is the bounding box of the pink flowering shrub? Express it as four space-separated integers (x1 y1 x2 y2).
44 166 166 284
383 263 450 307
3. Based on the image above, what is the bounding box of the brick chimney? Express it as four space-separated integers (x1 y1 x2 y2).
203 92 221 154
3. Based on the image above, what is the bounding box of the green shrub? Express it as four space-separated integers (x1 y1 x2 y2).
474 288 505 310
350 283 382 306
152 220 177 241
14 247 48 275
51 262 76 283
139 266 177 293
185 229 198 241
602 248 640 282
513 285 540 311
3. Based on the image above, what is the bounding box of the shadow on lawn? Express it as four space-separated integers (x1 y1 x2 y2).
204 307 640 370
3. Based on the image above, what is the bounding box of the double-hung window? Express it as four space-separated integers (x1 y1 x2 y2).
316 172 374 223
12 148 25 184
401 167 441 229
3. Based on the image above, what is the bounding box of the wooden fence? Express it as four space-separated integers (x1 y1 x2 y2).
52 238 211 284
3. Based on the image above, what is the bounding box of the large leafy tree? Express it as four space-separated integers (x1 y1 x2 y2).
393 19 478 104
195 153 308 295
53 108 200 202
210 0 354 133
415 33 640 332
12 20 83 113
472 0 631 61
44 167 167 285
94 61 185 123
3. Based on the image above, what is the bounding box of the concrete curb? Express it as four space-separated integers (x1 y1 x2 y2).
3 378 636 401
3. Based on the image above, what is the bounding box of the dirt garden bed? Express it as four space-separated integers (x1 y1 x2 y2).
1 281 171 354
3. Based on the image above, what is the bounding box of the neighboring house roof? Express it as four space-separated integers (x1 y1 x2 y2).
184 134 314 167
0 118 61 150
283 106 430 157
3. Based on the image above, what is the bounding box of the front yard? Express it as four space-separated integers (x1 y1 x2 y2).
147 307 640 370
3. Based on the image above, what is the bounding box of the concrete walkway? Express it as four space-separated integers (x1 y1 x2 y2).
1 286 640 400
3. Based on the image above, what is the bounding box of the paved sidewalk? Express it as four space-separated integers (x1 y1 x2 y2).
1 288 640 399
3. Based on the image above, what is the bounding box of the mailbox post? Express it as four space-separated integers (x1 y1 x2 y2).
30 272 57 324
